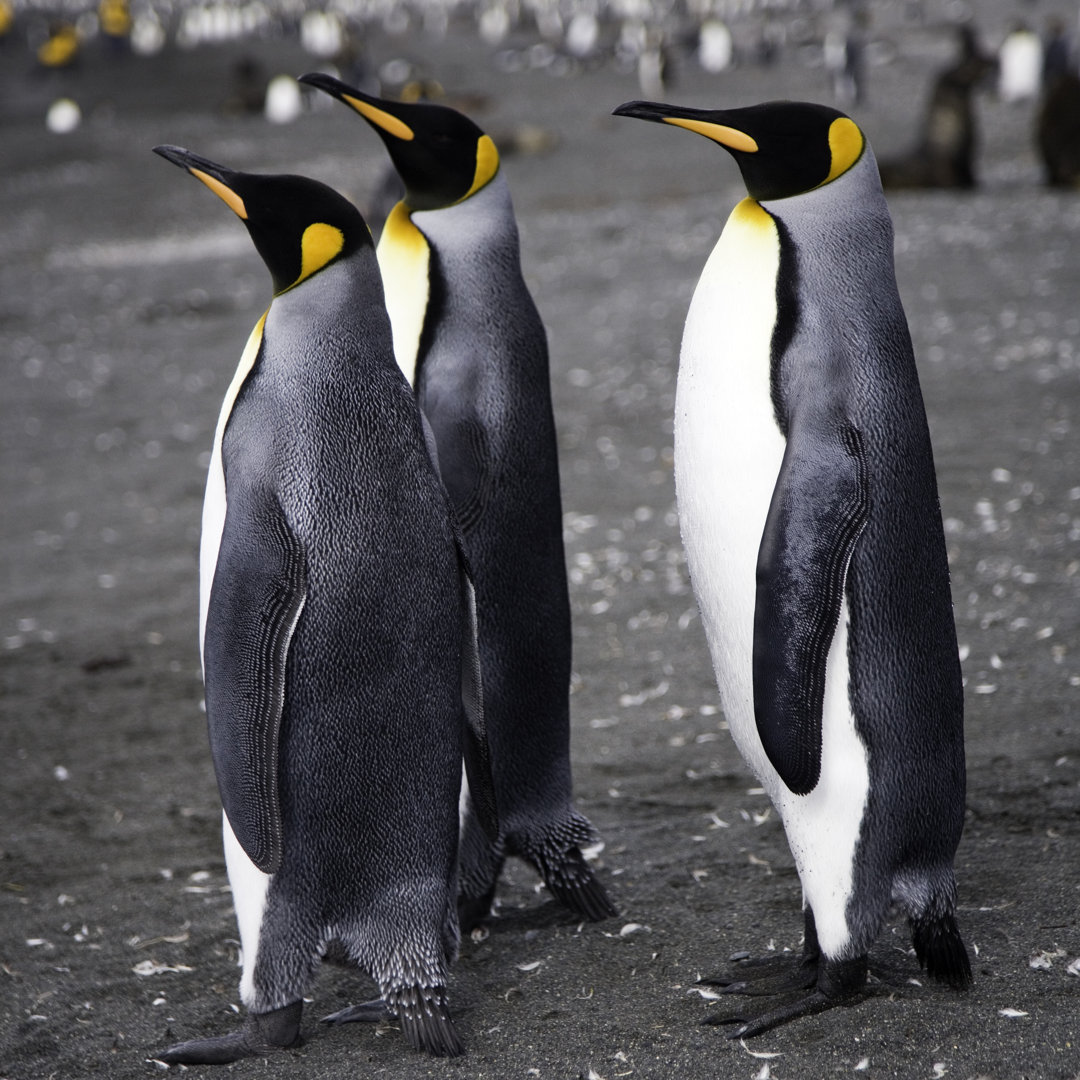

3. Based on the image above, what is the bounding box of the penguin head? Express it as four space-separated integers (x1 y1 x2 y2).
613 99 866 203
299 73 499 212
152 144 372 295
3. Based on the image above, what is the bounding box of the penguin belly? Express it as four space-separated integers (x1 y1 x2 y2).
675 199 869 957
198 312 276 1004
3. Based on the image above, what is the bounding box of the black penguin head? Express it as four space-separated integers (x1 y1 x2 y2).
152 144 372 295
613 99 866 202
298 73 499 212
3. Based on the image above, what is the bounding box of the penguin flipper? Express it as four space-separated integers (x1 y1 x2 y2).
203 491 307 875
457 545 499 844
753 423 868 795
436 415 492 533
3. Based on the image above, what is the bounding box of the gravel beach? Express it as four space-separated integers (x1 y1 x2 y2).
2 5 1080 1077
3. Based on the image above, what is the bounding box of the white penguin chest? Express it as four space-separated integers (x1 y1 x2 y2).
199 310 267 661
675 197 786 762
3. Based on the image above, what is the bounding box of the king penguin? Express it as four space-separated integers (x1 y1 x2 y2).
612 100 971 1035
298 74 617 928
150 145 495 1063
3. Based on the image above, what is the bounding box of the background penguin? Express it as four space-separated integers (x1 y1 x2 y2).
150 145 495 1063
613 99 971 1036
298 73 617 929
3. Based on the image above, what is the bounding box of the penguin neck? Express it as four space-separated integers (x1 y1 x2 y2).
265 250 391 374
757 146 896 312
270 249 379 323
760 145 890 242
410 170 518 255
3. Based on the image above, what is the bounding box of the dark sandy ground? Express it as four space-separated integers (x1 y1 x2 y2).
3 8 1080 1079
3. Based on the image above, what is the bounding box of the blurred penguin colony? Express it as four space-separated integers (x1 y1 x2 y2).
8 0 1080 186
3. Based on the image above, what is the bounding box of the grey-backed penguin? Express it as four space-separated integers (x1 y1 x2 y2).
298 74 617 929
612 100 971 1035
150 145 495 1063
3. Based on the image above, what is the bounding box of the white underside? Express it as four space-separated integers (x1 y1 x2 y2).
198 312 267 664
201 315 274 1004
223 811 271 1005
676 205 869 958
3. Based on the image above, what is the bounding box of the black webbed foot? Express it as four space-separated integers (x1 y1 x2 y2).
702 954 869 1039
156 1000 303 1065
698 949 819 997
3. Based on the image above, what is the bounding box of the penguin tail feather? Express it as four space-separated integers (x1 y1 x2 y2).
539 845 619 923
389 985 465 1058
909 911 973 990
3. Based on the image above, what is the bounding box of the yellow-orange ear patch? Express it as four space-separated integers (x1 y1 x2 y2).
459 134 500 202
292 223 345 289
822 117 864 186
190 168 248 219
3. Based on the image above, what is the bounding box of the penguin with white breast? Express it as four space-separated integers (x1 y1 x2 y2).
299 74 617 928
612 100 971 1036
151 146 495 1064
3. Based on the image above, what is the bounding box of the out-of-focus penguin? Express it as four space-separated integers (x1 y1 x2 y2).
151 145 494 1063
299 74 617 928
612 100 971 1035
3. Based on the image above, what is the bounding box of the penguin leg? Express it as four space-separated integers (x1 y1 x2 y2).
156 1000 303 1065
457 804 505 932
703 952 868 1039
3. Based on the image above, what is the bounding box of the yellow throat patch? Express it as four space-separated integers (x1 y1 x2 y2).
376 201 430 386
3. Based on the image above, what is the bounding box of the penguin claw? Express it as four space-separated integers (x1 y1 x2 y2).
320 998 391 1026
700 1012 749 1028
720 988 838 1040
157 1033 262 1066
702 979 749 995
697 957 816 997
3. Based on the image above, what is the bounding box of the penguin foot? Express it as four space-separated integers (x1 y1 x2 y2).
156 1000 303 1065
698 952 818 997
386 984 465 1058
702 955 868 1039
321 998 392 1026
458 882 498 934
538 846 619 923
